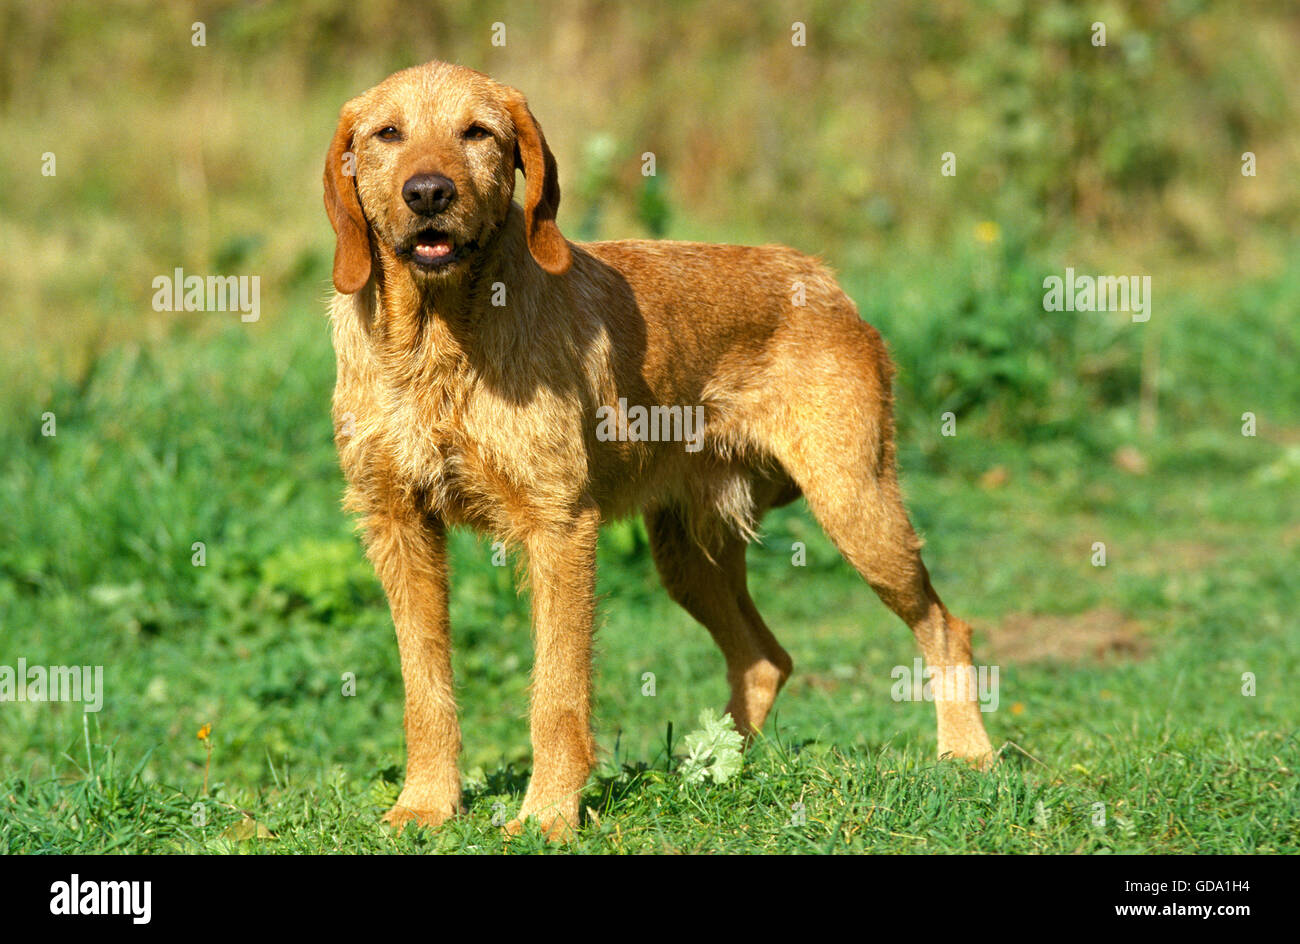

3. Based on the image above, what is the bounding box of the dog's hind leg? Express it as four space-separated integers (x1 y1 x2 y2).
759 320 995 766
646 505 792 736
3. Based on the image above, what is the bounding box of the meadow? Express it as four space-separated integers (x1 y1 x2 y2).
1 1 1296 853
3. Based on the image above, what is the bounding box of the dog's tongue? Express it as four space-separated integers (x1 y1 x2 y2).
415 237 453 261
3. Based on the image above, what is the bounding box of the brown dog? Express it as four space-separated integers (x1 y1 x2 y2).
323 60 993 840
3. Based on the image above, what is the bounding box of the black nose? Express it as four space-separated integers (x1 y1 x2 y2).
402 174 457 216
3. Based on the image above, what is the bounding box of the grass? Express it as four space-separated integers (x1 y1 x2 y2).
2 0 1298 854
2 242 1297 854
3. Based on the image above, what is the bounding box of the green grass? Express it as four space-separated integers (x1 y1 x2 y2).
2 241 1297 854
3 0 1297 857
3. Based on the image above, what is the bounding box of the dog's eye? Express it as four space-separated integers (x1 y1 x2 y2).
463 124 492 141
375 126 403 142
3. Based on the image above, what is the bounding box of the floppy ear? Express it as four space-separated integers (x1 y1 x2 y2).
506 93 572 275
323 109 373 294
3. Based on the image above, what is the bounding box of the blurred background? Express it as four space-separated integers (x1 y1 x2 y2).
3 0 1297 437
0 1 1296 852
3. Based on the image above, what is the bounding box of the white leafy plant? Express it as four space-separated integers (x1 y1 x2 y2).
678 709 745 785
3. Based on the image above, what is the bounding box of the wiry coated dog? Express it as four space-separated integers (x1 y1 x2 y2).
324 60 994 840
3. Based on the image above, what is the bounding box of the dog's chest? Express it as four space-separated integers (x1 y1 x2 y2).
332 304 587 535
373 373 579 533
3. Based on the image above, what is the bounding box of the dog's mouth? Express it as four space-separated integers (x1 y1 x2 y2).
399 229 463 270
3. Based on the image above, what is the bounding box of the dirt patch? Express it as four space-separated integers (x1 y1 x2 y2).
978 606 1149 665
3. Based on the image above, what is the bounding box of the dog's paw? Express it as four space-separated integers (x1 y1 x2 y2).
503 803 579 843
937 733 997 771
382 787 460 834
946 748 997 772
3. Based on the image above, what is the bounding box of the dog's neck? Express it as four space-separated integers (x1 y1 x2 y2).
356 204 543 387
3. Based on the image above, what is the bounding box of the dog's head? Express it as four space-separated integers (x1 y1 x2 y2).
323 60 571 294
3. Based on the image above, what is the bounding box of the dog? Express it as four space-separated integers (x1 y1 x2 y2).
323 60 994 840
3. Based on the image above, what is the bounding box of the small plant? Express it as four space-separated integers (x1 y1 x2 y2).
197 723 213 795
678 709 744 785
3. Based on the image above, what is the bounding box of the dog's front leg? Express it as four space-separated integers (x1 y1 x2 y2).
362 508 462 832
510 504 600 841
